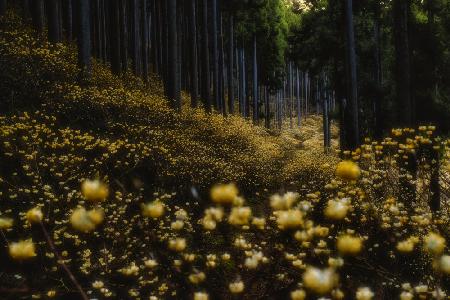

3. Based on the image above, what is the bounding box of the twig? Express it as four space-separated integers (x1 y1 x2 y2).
39 221 89 300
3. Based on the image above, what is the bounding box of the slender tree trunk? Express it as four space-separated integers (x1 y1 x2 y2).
393 0 412 126
188 0 198 108
141 0 149 81
77 0 91 75
167 0 180 110
119 0 128 72
227 14 234 115
130 0 140 76
62 0 72 40
0 0 5 17
211 0 219 111
31 0 44 33
373 1 383 138
218 4 225 115
109 0 121 75
252 34 258 123
264 86 270 129
344 0 359 149
47 0 61 43
296 68 301 126
201 0 211 111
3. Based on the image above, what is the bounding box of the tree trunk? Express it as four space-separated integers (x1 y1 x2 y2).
344 0 359 149
264 86 270 129
227 14 234 115
373 0 383 138
119 0 128 72
47 0 61 43
211 0 219 111
167 0 180 110
188 0 198 108
77 0 91 74
252 35 258 123
109 0 121 75
296 68 301 126
141 0 149 81
0 0 5 17
393 0 412 126
218 4 225 115
130 0 140 76
30 0 44 33
201 0 211 111
61 0 72 40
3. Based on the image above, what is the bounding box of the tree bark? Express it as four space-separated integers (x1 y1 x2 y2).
141 0 149 81
227 15 234 115
0 0 5 17
252 35 258 123
201 0 211 112
344 0 359 149
130 0 140 76
61 0 72 40
77 0 91 75
373 0 383 138
211 0 219 111
31 0 44 33
109 0 121 75
188 0 198 108
46 0 61 43
393 0 412 126
167 0 180 110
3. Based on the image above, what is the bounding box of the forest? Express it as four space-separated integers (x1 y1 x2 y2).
0 0 449 299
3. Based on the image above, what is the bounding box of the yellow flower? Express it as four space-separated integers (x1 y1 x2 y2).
141 201 165 219
81 179 109 202
324 199 350 220
9 239 37 261
193 292 209 300
229 281 245 294
290 289 306 300
337 235 363 256
399 291 413 300
228 207 252 225
0 217 13 229
26 207 43 224
396 237 418 253
303 267 337 294
423 232 446 255
70 207 104 233
168 238 186 252
356 287 374 300
276 209 303 230
210 183 238 204
335 161 360 181
189 272 206 284
439 255 450 274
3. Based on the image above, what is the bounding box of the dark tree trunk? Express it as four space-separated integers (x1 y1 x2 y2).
211 0 219 111
109 0 121 75
0 0 6 17
77 0 91 74
373 1 383 138
218 4 225 115
188 0 198 108
150 0 158 73
296 68 301 126
31 0 45 33
227 15 234 115
47 0 61 43
201 0 211 112
344 0 359 149
119 0 128 72
252 34 258 123
167 0 180 110
393 0 412 126
264 86 270 129
130 0 140 76
141 0 149 81
62 0 72 40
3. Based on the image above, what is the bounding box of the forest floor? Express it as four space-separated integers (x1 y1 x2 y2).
0 14 449 300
